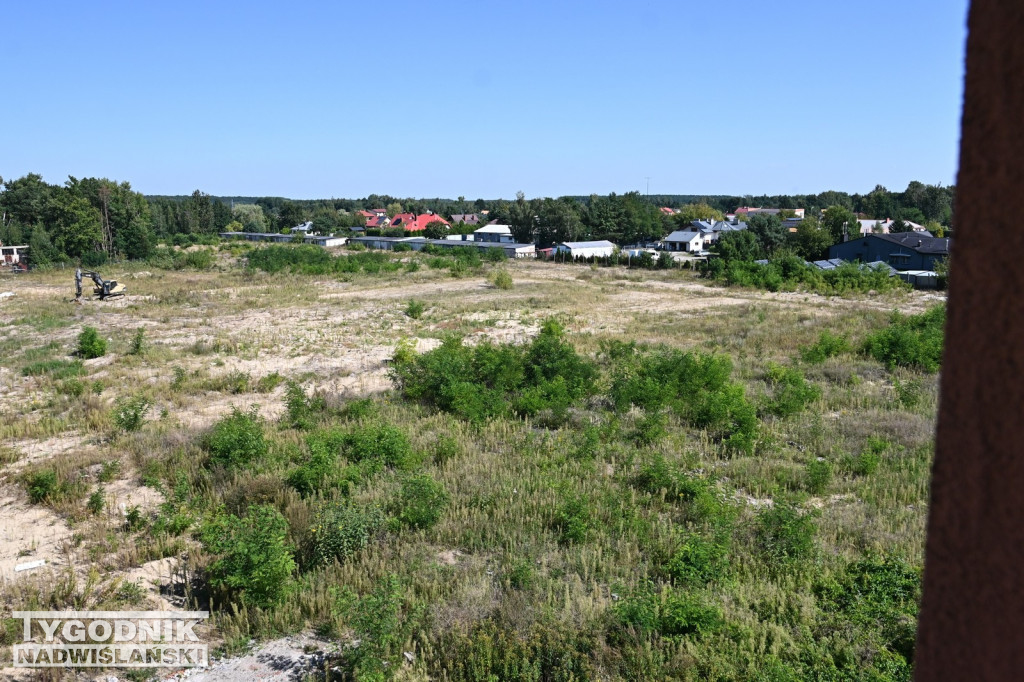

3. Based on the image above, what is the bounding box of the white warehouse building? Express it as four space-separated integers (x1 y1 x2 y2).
554 240 617 258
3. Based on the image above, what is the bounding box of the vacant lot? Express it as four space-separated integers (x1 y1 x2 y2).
0 247 942 680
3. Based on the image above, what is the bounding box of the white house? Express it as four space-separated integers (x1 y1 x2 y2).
554 240 617 258
473 224 514 244
663 230 705 252
857 219 930 236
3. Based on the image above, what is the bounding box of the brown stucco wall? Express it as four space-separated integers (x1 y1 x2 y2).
914 1 1024 679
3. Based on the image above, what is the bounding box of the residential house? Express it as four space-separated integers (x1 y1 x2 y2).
451 213 484 226
390 213 451 232
358 209 390 229
828 232 951 271
554 240 617 258
663 230 705 252
856 219 930 237
473 224 514 243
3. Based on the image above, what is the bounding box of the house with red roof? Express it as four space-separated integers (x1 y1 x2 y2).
358 209 390 229
390 212 450 232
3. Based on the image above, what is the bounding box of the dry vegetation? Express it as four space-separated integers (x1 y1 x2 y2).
0 244 943 680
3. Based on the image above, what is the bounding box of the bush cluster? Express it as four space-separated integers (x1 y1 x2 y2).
607 341 757 452
704 254 908 295
612 581 722 640
201 504 296 607
246 244 399 275
307 501 385 567
862 304 945 371
205 406 267 469
800 330 850 364
391 319 597 424
76 326 107 359
112 396 151 433
761 363 821 418
393 474 449 530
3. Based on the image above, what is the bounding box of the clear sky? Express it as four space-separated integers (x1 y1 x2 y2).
2 0 969 199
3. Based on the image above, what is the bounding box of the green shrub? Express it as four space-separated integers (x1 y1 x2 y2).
852 450 881 476
308 501 385 567
607 342 757 452
76 326 107 359
659 591 723 638
205 406 267 468
394 475 448 530
113 396 151 433
87 488 105 514
344 423 416 469
805 459 833 494
336 574 415 681
59 378 86 397
254 372 284 393
283 380 321 429
815 558 921 669
287 428 346 496
757 500 817 565
391 320 596 424
800 331 850 364
630 410 667 446
484 247 506 263
893 377 922 408
27 469 59 503
490 269 513 290
405 299 425 319
554 492 591 544
862 304 945 371
128 328 146 356
612 582 722 639
666 532 730 585
432 434 462 465
762 363 821 418
202 505 296 607
98 460 121 483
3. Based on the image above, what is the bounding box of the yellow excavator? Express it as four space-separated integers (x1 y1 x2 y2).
75 268 126 301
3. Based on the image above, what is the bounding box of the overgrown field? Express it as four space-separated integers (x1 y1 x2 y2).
0 245 945 680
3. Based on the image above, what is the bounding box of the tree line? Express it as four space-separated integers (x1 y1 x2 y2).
0 173 953 264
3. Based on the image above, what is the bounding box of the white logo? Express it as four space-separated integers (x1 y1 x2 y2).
12 611 209 668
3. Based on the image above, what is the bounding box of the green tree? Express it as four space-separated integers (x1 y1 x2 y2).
714 230 761 262
385 202 403 218
508 191 537 244
423 220 450 240
49 191 102 258
27 224 57 265
535 198 583 247
822 205 859 243
746 213 787 255
0 173 55 228
673 202 723 226
790 216 833 260
233 203 268 232
276 201 306 231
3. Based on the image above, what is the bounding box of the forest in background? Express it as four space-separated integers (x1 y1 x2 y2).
0 173 954 266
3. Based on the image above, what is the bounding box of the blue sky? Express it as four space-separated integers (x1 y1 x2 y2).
2 0 969 199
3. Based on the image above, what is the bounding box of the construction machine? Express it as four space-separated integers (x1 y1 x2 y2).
75 269 126 300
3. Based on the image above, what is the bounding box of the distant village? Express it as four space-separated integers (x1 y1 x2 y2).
215 205 951 288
